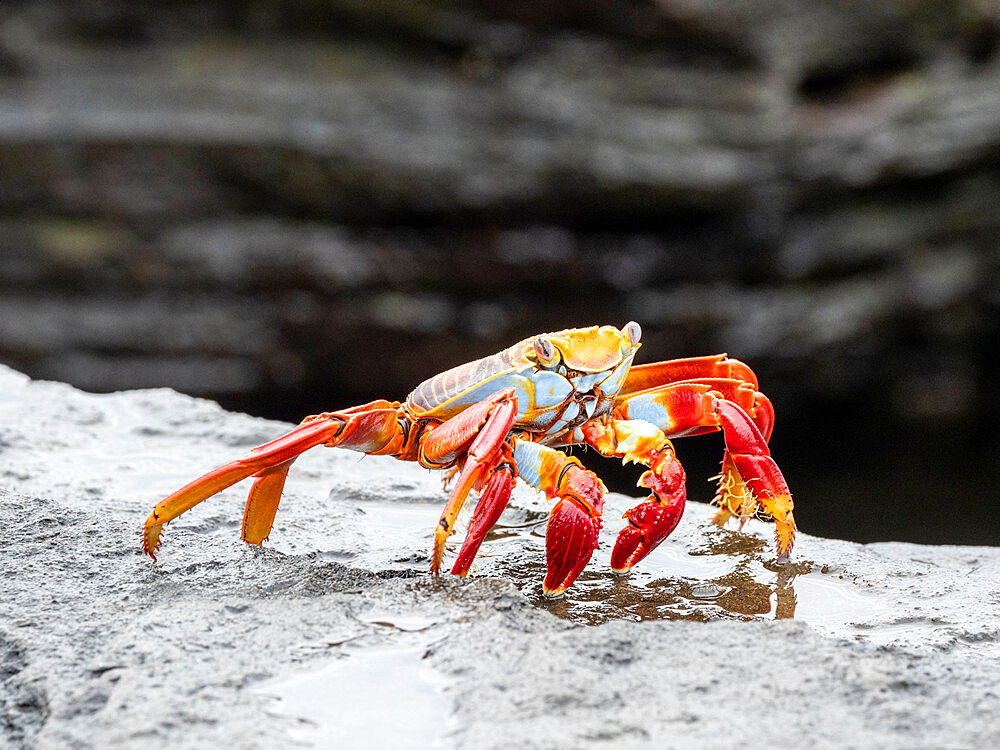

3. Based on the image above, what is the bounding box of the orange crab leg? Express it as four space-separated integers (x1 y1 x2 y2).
422 389 519 576
143 401 405 558
612 383 795 560
241 458 295 544
620 350 773 440
617 378 774 440
239 401 412 544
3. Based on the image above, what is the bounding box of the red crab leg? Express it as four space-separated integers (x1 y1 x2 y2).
648 377 775 441
544 464 605 596
450 462 517 576
623 353 774 440
620 355 759 396
715 400 794 558
580 419 685 573
511 440 606 597
143 401 405 559
420 389 519 576
613 383 795 560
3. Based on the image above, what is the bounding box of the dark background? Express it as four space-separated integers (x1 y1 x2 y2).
1 1 998 546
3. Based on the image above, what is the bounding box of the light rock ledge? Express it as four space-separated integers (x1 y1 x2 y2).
1 365 998 749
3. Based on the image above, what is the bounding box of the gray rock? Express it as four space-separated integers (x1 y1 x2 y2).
1 366 998 749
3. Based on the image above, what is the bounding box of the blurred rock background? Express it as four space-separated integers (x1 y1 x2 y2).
0 0 997 545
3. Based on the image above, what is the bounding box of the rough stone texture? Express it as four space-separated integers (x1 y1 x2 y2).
0 4 998 538
2 368 1000 749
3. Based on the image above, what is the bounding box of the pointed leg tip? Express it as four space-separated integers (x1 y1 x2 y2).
774 533 795 563
145 539 161 560
449 558 473 577
141 523 163 561
541 584 567 599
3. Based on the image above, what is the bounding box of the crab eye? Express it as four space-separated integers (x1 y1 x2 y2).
533 335 557 363
624 321 641 347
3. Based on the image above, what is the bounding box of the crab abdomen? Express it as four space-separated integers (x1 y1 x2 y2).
406 340 531 418
405 338 577 431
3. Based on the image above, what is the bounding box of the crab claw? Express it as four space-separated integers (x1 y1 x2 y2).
543 496 602 598
542 465 605 598
610 452 687 573
610 495 685 573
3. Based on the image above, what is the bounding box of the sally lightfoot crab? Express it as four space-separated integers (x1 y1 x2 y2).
143 322 795 597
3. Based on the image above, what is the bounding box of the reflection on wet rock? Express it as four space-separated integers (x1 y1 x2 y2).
482 498 808 626
714 572 772 617
689 529 769 558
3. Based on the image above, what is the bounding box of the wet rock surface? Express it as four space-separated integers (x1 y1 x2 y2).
2 367 1000 749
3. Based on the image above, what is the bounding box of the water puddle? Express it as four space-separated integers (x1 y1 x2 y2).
361 611 438 632
260 645 455 749
257 612 456 749
520 546 890 637
460 493 898 641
